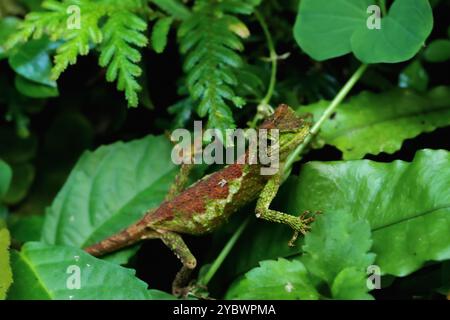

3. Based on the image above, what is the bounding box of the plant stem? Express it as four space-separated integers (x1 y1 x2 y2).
284 64 368 173
255 10 277 107
249 10 278 128
199 218 250 286
378 0 387 16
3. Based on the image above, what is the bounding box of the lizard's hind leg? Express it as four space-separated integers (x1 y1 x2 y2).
158 230 197 296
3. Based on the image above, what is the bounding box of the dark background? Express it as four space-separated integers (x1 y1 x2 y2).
0 0 449 300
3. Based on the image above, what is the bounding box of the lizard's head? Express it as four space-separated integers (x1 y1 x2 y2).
259 104 310 161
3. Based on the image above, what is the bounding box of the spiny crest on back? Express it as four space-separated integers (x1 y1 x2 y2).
259 104 305 131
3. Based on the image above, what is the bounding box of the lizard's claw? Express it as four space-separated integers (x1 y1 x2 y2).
287 210 321 247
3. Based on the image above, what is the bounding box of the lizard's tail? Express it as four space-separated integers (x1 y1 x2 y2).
84 218 150 257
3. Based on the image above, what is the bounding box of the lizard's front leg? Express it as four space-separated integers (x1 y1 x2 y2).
158 230 197 296
255 171 317 247
165 130 202 201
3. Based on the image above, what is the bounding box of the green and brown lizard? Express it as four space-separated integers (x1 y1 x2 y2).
85 104 316 295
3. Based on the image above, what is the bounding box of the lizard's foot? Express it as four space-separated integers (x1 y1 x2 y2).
288 210 321 247
173 285 191 298
173 281 213 300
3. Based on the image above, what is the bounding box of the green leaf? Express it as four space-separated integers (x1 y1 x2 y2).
3 163 35 205
7 242 152 300
294 0 433 63
0 159 12 199
301 211 375 285
0 17 20 59
148 289 177 300
8 38 57 87
211 214 300 285
8 214 44 243
423 39 450 63
225 259 319 300
331 268 373 300
398 60 428 92
0 225 13 300
15 75 59 98
152 17 174 54
297 211 374 300
42 135 177 252
297 87 450 159
285 149 450 277
224 211 375 300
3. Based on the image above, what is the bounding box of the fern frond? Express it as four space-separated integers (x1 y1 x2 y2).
5 0 72 49
6 0 152 107
151 16 174 54
6 0 107 80
178 0 260 131
99 10 148 107
52 8 104 79
150 0 191 20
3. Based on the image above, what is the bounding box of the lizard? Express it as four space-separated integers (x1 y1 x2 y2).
84 104 317 296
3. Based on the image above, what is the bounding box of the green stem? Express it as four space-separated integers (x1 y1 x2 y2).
255 10 277 107
249 10 277 128
378 0 387 16
284 64 368 173
199 218 250 286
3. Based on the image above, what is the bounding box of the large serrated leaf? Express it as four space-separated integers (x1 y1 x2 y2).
225 258 319 300
7 242 158 300
225 211 374 300
301 211 375 285
297 87 450 159
222 150 450 280
285 149 450 276
42 135 177 251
